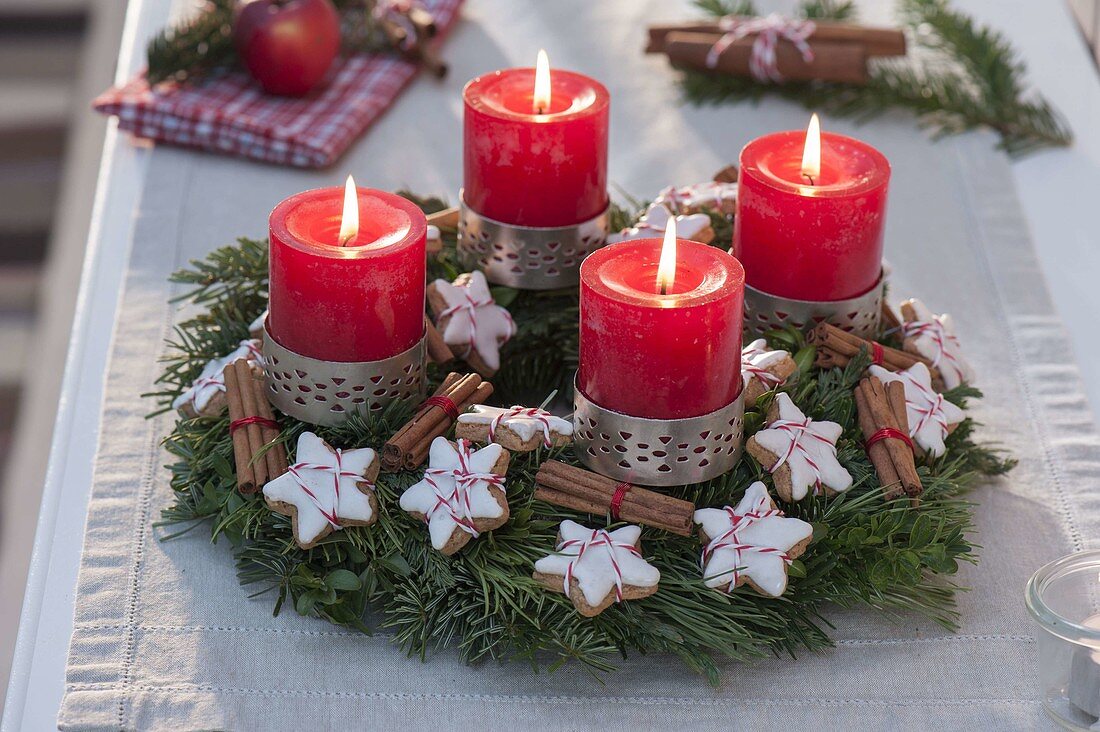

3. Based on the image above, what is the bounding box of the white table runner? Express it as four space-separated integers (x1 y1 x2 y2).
57 1 1100 728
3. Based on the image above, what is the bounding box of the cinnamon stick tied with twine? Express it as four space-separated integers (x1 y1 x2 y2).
224 358 288 494
663 31 869 85
806 322 944 390
855 376 922 502
646 19 907 57
382 372 493 472
533 460 695 537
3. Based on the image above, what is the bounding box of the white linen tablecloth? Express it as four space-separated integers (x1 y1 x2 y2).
57 0 1100 728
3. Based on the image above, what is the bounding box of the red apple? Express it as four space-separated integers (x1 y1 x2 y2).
233 0 341 96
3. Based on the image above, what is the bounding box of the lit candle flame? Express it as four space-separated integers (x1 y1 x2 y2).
801 113 821 185
533 49 551 114
339 174 358 246
656 216 677 295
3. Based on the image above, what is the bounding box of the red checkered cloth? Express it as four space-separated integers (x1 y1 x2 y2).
93 0 463 169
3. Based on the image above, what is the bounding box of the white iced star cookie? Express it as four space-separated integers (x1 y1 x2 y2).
262 432 379 550
741 338 797 403
608 203 714 244
900 299 974 389
428 270 516 376
694 481 813 597
172 339 263 418
455 404 573 452
654 181 738 215
746 393 853 502
248 310 268 339
533 520 660 617
399 437 510 555
869 363 965 458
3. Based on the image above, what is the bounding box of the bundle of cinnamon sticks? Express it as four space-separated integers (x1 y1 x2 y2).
382 372 492 471
854 376 922 502
224 358 287 494
534 461 695 536
807 322 944 390
646 17 906 85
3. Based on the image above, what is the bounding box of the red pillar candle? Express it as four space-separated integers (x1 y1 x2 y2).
733 116 890 301
268 181 427 362
463 51 609 227
579 232 745 420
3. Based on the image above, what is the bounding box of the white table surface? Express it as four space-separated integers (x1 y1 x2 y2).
4 0 1099 728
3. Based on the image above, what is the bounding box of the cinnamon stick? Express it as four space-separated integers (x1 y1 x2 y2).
857 377 922 500
807 322 943 389
250 368 288 479
664 31 868 85
534 460 695 536
382 372 494 471
646 19 907 57
425 206 460 229
424 316 454 365
854 386 900 499
233 359 269 489
223 360 255 494
881 301 903 333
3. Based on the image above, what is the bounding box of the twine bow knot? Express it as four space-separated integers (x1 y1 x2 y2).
707 13 817 83
557 529 640 603
422 439 505 538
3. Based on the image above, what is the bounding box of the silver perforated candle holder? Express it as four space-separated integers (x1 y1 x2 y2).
743 271 885 340
262 321 425 427
457 191 610 290
573 381 745 487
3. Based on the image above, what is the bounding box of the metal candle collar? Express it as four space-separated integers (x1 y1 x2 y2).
262 321 425 427
573 380 745 488
458 190 610 290
743 270 886 340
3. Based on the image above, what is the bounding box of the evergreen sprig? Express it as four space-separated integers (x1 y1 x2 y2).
678 0 1071 157
152 201 1012 684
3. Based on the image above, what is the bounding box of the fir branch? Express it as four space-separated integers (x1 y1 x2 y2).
681 0 1071 157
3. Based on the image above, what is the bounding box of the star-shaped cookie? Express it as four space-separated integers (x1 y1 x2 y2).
533 520 660 617
399 437 510 555
608 203 713 244
694 481 813 597
430 270 515 373
262 432 379 550
746 393 853 502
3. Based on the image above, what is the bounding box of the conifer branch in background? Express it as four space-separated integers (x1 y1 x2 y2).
678 0 1071 157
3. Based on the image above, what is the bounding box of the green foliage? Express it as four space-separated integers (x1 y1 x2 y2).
153 200 1011 684
680 0 1071 157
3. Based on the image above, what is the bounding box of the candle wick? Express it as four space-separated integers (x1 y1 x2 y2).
802 173 815 186
659 282 668 296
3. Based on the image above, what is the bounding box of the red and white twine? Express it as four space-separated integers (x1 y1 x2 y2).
903 318 967 387
440 291 514 359
489 406 557 448
287 448 371 530
894 371 950 438
701 505 791 590
707 13 817 83
741 344 786 388
766 418 836 495
421 439 505 539
557 529 640 603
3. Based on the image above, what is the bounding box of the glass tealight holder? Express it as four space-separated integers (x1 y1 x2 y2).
1027 550 1100 729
